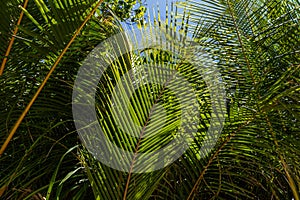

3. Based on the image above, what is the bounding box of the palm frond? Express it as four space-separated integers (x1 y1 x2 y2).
1 0 299 199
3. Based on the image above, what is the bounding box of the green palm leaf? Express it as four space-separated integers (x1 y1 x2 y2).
1 0 299 199
78 1 299 199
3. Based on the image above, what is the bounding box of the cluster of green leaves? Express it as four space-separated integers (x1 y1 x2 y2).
104 0 146 22
78 0 300 199
0 0 299 199
0 0 141 199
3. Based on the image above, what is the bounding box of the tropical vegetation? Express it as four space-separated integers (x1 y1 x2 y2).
0 0 299 199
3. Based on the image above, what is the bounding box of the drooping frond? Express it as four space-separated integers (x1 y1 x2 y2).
79 0 300 199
